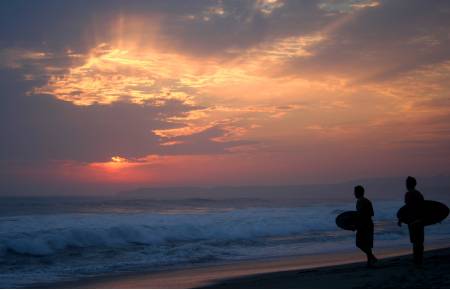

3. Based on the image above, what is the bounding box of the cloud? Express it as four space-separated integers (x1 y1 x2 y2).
157 125 257 155
30 44 198 106
281 0 450 82
1 1 335 59
0 64 253 163
1 0 450 191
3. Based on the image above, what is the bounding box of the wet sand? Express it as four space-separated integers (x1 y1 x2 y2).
206 247 450 289
42 244 450 288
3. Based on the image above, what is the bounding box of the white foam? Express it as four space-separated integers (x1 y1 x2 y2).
0 201 449 288
0 207 332 256
0 201 448 256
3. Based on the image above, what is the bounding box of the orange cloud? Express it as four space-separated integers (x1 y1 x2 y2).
16 10 450 187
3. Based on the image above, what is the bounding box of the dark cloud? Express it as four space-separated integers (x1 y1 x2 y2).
154 0 332 57
3 0 448 70
0 66 251 163
2 0 277 164
0 69 173 162
0 0 333 58
0 0 215 52
283 0 450 81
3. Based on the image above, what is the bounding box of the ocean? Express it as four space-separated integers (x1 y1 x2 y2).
0 195 449 288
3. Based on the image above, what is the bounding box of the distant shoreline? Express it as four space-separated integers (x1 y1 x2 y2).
35 242 450 289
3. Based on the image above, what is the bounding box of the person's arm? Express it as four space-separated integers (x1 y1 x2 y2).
416 191 425 222
355 200 362 231
404 192 410 205
398 193 408 227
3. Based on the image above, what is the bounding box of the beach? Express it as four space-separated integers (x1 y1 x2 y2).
207 247 450 289
2 196 449 288
41 245 450 288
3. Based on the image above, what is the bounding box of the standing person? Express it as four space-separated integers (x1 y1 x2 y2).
398 176 425 266
354 185 378 267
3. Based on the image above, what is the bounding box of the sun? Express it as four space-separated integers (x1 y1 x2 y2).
89 156 135 172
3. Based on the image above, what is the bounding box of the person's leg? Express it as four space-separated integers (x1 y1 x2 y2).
368 223 377 263
356 231 370 266
364 248 377 267
364 248 377 265
413 243 424 265
357 228 377 267
357 246 371 264
357 241 375 266
410 223 424 265
415 224 424 265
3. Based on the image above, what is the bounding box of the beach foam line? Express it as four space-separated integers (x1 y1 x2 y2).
37 243 450 288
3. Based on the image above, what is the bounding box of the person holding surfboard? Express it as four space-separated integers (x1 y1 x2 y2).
398 176 425 266
354 185 378 267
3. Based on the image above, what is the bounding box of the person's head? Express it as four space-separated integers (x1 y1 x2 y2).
406 176 417 191
354 185 365 199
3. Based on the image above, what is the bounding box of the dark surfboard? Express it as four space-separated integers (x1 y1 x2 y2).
397 200 449 226
336 211 358 231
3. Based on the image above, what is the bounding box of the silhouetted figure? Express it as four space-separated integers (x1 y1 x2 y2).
354 185 378 267
398 176 425 266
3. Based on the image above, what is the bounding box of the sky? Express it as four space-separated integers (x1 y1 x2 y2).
1 0 450 195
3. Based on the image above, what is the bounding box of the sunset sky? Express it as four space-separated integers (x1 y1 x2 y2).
1 0 449 195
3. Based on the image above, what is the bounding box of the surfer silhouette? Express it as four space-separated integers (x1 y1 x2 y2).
354 185 378 267
398 176 425 266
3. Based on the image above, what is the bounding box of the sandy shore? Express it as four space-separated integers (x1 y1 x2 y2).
39 244 450 288
206 247 450 289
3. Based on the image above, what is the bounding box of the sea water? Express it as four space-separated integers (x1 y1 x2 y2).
0 196 449 287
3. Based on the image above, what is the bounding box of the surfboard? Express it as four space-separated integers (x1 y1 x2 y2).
336 211 358 231
397 200 449 226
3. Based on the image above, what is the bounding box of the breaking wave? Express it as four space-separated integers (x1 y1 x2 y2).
0 200 449 287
